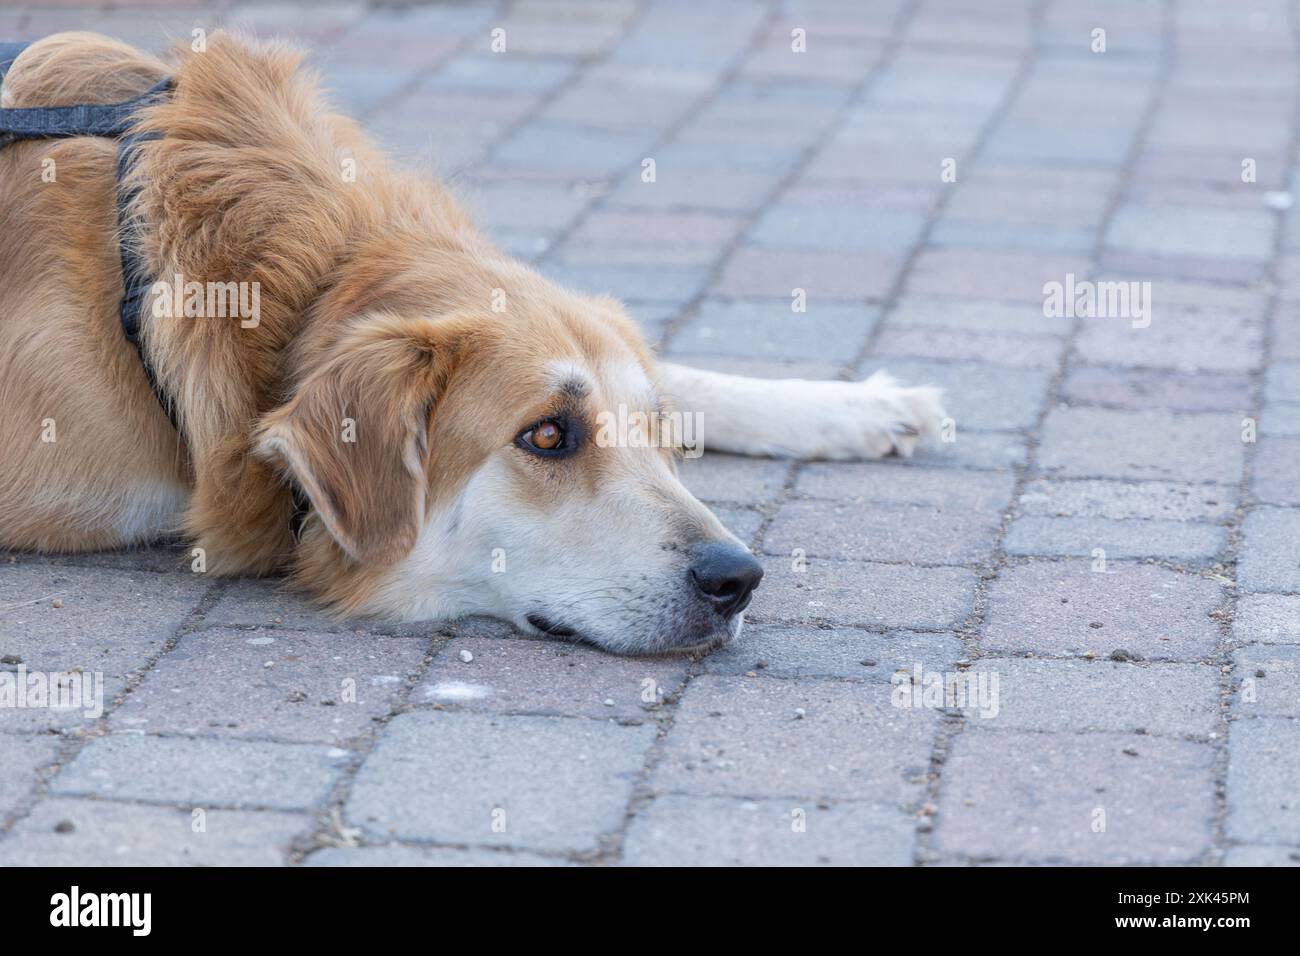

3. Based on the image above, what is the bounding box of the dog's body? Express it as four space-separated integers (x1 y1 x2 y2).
0 33 944 653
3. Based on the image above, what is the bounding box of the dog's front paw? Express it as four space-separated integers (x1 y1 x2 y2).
815 371 946 460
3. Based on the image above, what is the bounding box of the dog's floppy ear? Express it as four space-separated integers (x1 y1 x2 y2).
254 315 450 566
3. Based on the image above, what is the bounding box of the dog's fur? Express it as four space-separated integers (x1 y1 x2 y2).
0 32 945 653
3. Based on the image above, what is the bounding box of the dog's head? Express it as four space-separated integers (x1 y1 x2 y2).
254 255 761 655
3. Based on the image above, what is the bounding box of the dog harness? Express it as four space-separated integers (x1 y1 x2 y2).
0 41 311 537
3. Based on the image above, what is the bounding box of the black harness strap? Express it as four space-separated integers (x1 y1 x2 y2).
1 40 312 540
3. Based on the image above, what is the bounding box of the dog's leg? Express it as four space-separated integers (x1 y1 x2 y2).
655 363 946 460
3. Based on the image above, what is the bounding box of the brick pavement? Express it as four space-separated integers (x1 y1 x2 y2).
1 0 1298 866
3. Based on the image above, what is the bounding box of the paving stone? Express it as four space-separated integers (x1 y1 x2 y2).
1239 508 1300 593
0 734 58 820
937 730 1215 863
345 711 654 852
306 844 569 866
622 795 914 866
1073 307 1263 372
754 557 976 630
1061 366 1253 412
1265 361 1300 404
888 294 1069 336
1003 516 1225 563
1260 404 1300 438
606 168 780 211
1227 718 1300 844
667 300 880 362
422 56 577 94
653 675 937 801
1252 437 1300 505
110 628 428 745
871 325 1066 368
982 561 1224 660
493 123 654 176
904 431 1028 470
750 203 927 252
1223 845 1300 866
1234 594 1300 645
906 249 1091 303
0 798 307 866
415 635 688 719
0 565 209 732
714 248 904 300
1038 408 1246 483
709 505 765 546
764 499 1001 565
678 452 792 505
1018 478 1237 521
1232 645 1300 718
967 658 1220 736
928 218 1095 255
796 463 1016 511
1106 204 1276 261
51 734 347 810
706 625 961 681
858 359 1051 431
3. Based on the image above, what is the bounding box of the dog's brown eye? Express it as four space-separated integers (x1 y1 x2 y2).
529 420 563 450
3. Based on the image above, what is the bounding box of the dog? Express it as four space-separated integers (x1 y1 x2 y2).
0 32 945 655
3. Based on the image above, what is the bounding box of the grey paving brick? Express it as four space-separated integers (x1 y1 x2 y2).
1232 646 1300 718
750 203 927 252
622 795 914 866
1227 718 1300 844
1260 404 1300 438
714 248 904 300
1003 516 1225 563
415 635 688 719
0 565 209 732
51 734 347 810
936 730 1215 863
1038 408 1246 483
1239 508 1300 593
0 734 57 820
606 168 780 212
928 218 1095 255
493 123 654 176
905 430 1029 470
345 711 654 852
667 300 880 362
870 325 1067 368
1106 204 1276 261
710 505 765 546
653 675 937 801
905 249 1091 304
982 561 1224 660
706 625 961 682
764 499 1001 565
888 294 1069 336
796 463 1016 511
1074 308 1263 373
1018 478 1237 521
306 844 568 866
0 798 307 866
1062 366 1253 412
110 628 428 745
858 359 1051 431
1223 845 1300 866
754 557 976 630
1234 594 1300 645
1252 437 1300 505
678 452 792 505
1265 361 1300 404
967 658 1220 737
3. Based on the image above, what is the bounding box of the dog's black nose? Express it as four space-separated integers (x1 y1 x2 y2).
690 543 764 617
